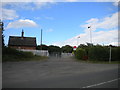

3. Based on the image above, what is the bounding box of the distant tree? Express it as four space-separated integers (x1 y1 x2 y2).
96 44 103 47
0 21 5 47
86 42 93 47
61 45 73 53
36 44 48 50
48 45 61 57
48 45 61 53
78 44 87 48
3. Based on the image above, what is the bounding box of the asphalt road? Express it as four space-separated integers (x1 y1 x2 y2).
2 57 119 88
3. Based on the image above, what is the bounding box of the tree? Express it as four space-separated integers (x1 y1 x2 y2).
86 42 93 47
36 44 48 50
61 45 73 53
48 45 61 53
48 45 61 57
78 44 87 48
0 20 4 47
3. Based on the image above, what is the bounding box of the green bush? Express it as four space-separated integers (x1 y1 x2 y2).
88 46 120 61
61 45 73 53
88 46 109 61
75 48 86 60
74 44 119 61
111 47 120 61
19 51 34 58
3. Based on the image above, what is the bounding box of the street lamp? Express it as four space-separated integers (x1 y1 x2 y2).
88 26 92 44
77 36 80 47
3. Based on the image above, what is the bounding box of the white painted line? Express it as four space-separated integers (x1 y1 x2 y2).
82 78 120 88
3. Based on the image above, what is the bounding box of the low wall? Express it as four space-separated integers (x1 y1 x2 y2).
17 49 49 56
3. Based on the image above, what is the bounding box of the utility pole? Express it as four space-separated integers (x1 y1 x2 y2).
41 29 42 50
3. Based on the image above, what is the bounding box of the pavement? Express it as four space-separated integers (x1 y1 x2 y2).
2 57 119 88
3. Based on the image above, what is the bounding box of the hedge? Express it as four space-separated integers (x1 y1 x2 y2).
75 45 119 61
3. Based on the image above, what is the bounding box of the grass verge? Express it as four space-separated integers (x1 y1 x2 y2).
75 58 120 64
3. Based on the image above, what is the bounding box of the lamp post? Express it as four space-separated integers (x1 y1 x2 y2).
88 26 92 44
77 36 80 47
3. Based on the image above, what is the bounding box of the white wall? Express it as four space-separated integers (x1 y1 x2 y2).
18 49 49 57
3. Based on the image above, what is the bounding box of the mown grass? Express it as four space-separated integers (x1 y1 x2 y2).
2 47 48 62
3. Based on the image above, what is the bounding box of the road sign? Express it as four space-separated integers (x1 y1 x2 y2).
73 46 77 50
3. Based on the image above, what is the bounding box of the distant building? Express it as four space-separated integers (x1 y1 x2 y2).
8 30 37 50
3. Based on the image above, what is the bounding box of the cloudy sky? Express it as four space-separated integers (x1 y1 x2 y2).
1 0 119 47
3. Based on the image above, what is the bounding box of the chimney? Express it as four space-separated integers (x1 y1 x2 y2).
21 29 24 37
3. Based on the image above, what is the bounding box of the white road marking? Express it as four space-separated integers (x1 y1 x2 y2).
82 78 120 88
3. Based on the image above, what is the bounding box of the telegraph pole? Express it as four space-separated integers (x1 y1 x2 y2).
41 29 42 50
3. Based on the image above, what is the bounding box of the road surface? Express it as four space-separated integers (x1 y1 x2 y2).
2 57 119 88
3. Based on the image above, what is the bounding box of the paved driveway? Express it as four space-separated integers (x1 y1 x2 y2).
2 57 118 88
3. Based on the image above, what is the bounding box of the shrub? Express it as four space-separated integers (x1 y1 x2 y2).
88 46 109 61
2 47 34 62
75 48 86 60
74 45 119 61
111 47 120 61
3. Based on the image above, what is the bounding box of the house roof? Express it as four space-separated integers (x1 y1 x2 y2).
8 36 37 47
